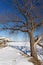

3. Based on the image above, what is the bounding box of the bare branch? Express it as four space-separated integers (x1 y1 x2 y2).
37 43 43 48
35 21 43 29
0 28 28 32
34 34 43 46
14 0 29 21
14 0 25 15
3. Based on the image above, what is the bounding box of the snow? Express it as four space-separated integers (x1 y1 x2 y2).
0 46 34 65
8 42 43 61
37 48 43 61
7 42 30 46
0 41 43 65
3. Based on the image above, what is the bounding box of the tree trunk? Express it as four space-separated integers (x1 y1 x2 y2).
29 33 38 60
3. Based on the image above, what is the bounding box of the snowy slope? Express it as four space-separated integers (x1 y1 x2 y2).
7 42 43 61
0 46 34 65
8 42 43 60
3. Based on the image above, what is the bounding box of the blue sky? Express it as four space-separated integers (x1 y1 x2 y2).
0 0 43 41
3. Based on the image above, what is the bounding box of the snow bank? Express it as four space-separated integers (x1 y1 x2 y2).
0 46 34 65
7 42 30 46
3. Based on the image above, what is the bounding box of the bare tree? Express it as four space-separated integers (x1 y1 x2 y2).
0 0 43 63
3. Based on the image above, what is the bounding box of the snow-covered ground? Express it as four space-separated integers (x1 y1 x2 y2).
0 42 43 65
8 42 43 60
7 42 30 46
0 46 34 65
8 42 43 61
